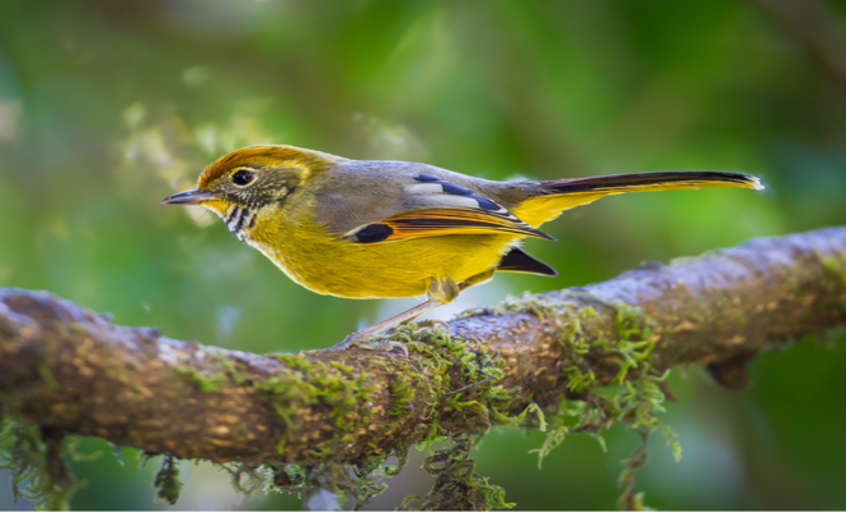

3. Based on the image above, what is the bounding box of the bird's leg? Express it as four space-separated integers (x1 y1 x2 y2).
330 269 497 356
401 269 495 332
330 276 461 355
330 299 442 354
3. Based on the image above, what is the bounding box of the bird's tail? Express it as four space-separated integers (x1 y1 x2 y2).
512 171 763 228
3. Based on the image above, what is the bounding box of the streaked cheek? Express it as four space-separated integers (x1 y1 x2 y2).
200 199 228 219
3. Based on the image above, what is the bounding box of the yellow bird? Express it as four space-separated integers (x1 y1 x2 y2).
163 145 762 353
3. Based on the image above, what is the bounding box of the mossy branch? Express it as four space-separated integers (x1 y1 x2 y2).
1 227 845 508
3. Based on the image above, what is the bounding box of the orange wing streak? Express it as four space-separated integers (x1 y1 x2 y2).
377 208 554 242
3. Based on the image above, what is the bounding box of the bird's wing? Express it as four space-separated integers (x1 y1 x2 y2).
346 208 553 243
344 173 554 244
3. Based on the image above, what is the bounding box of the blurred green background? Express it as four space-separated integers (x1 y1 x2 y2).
1 0 845 509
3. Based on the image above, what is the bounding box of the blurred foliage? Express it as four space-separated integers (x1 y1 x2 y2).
0 0 845 509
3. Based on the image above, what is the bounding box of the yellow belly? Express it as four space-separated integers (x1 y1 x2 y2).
247 216 518 299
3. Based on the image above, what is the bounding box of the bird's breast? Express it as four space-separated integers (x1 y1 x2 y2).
244 213 516 300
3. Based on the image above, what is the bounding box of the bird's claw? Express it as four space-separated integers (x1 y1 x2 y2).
409 318 451 334
329 332 409 357
362 339 409 357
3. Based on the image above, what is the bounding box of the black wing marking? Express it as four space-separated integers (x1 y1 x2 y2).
352 223 394 243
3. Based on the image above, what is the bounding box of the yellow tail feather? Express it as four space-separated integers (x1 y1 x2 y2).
513 171 763 228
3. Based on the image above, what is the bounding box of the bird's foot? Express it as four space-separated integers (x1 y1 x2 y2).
407 318 451 335
328 331 409 357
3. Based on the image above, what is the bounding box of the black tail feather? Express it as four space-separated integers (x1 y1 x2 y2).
541 171 763 194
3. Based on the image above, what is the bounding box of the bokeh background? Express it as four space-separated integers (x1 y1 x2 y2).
1 0 845 509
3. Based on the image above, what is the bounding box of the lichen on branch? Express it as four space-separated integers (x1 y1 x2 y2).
1 227 845 509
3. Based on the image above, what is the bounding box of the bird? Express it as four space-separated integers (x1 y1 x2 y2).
162 145 763 354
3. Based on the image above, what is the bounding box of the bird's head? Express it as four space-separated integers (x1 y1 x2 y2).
162 145 339 240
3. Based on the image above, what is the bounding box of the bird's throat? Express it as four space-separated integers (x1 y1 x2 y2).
204 204 257 242
227 206 256 241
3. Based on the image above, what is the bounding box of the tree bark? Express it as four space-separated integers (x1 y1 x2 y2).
1 227 845 467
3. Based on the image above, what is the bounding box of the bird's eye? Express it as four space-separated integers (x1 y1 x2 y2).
232 169 257 186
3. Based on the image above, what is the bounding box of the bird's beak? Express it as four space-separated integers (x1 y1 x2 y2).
161 188 215 205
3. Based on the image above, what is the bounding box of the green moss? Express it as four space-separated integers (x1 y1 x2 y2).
617 432 650 511
174 345 259 393
153 455 182 505
175 365 227 392
202 347 248 384
820 252 846 288
401 436 512 511
392 295 680 508
251 351 384 507
412 326 541 437
529 415 566 470
34 342 59 393
452 291 574 320
255 456 401 511
491 295 679 508
374 325 549 509
0 417 80 510
218 461 269 497
389 375 416 417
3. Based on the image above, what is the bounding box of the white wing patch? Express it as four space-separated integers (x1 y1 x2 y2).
404 174 515 218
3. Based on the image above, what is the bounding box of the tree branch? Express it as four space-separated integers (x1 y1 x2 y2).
1 227 845 471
